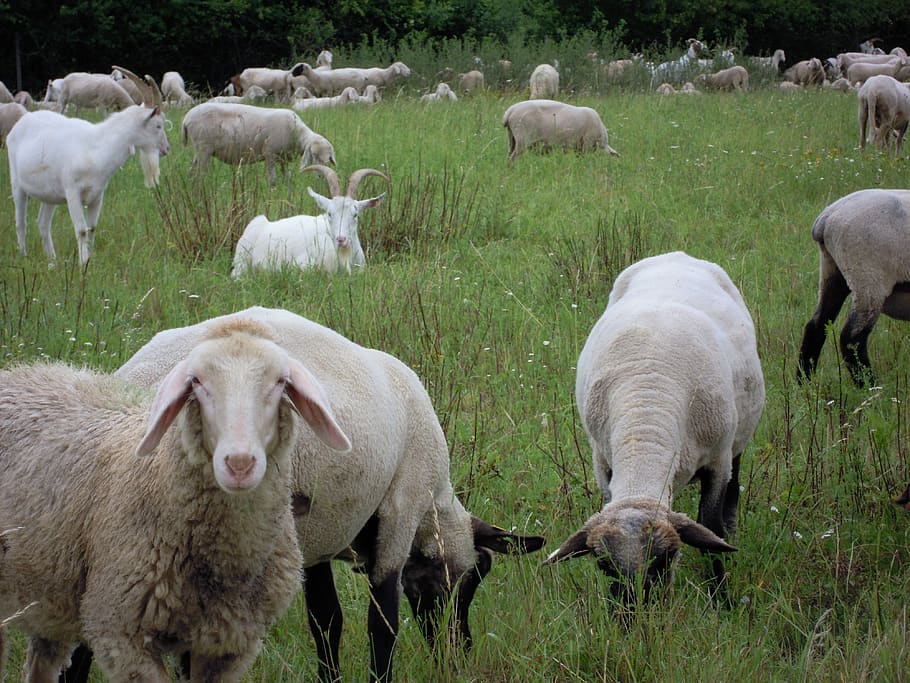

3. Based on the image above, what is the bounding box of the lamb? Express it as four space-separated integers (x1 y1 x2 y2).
67 306 549 683
502 99 619 161
798 189 910 386
694 65 749 91
181 102 335 185
846 56 908 86
7 67 168 265
420 82 458 102
356 84 382 104
58 72 136 110
237 63 305 99
231 165 387 277
296 61 411 97
0 318 353 682
529 63 559 99
161 70 194 107
857 75 910 155
0 102 26 147
546 252 765 603
292 85 360 111
784 58 825 86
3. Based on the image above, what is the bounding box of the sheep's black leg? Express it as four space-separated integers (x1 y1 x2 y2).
58 644 92 683
840 300 881 386
696 467 732 605
304 562 343 683
367 572 401 683
798 265 850 381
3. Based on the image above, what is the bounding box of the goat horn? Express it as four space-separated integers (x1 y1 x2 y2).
112 65 154 106
144 73 164 107
301 165 342 197
346 169 390 198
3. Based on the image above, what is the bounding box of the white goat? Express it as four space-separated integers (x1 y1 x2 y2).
857 75 910 155
161 70 194 107
297 61 411 96
181 102 335 184
238 63 305 98
7 68 168 265
231 165 387 277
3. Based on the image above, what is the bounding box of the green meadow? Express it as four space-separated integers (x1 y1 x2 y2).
2 79 909 680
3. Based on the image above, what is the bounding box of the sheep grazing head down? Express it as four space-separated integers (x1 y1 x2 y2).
136 320 351 493
546 500 735 602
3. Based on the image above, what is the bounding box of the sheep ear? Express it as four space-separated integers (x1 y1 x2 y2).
471 516 546 555
136 359 193 457
668 512 737 552
286 359 352 452
543 529 592 564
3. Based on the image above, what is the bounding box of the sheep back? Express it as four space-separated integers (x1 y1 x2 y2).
503 99 618 159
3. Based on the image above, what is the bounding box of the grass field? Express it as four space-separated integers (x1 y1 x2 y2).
1 80 909 681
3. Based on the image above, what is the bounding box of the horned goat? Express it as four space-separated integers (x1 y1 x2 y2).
547 252 765 604
0 319 351 682
857 75 910 154
231 165 387 277
7 67 168 265
181 102 335 185
502 99 619 160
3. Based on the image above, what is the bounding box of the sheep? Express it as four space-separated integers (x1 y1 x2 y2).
798 189 910 386
459 69 485 93
529 63 559 99
751 49 786 72
12 90 34 108
694 65 749 91
292 85 360 111
0 102 27 147
784 58 825 86
111 69 144 104
502 99 619 161
825 77 854 92
161 70 194 107
679 81 701 95
231 165 388 277
237 63 305 99
0 318 353 682
545 251 765 603
838 50 905 75
0 80 13 103
356 84 382 104
857 75 910 155
846 56 908 86
778 81 802 93
7 67 168 266
296 61 411 97
58 72 136 110
655 82 677 95
316 49 333 68
206 84 269 105
420 82 458 102
78 306 550 683
181 102 335 185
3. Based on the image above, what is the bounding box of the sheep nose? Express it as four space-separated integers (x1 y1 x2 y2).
225 453 256 478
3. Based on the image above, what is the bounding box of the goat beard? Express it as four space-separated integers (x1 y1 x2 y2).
139 149 161 188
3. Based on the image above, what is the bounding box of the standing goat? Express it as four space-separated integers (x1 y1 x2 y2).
231 165 388 277
7 67 168 266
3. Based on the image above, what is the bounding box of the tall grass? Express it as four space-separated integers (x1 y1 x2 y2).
1 77 909 682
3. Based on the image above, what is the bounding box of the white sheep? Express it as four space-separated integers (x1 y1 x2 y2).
0 102 27 147
546 251 765 602
0 318 353 681
694 65 749 91
292 85 360 111
161 70 194 107
825 77 854 92
846 56 908 86
459 69 485 93
237 63 305 98
297 61 411 97
751 49 786 72
798 189 910 385
0 80 13 103
231 165 387 277
106 306 547 683
181 102 335 184
502 99 619 160
206 84 269 105
7 68 168 265
420 82 458 102
655 82 677 95
857 75 910 155
356 84 382 104
529 63 559 99
316 49 333 68
784 58 826 86
12 90 34 108
58 72 136 110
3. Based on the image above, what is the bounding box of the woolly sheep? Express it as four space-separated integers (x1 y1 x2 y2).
237 63 305 99
181 102 335 185
101 306 547 682
655 82 677 95
825 77 853 92
857 75 910 155
798 189 910 386
58 72 136 110
459 69 485 93
356 84 382 104
838 50 904 75
0 102 26 147
12 91 34 108
784 58 825 86
502 99 619 161
420 82 458 102
845 56 908 86
0 80 13 103
316 49 333 68
231 165 387 277
546 252 765 603
292 85 360 111
529 63 559 99
694 65 749 91
297 61 411 97
0 318 353 681
161 70 194 107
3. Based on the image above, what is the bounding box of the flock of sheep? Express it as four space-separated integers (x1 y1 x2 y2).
1 36 910 682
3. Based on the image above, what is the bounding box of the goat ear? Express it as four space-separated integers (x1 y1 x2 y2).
136 359 193 457
360 193 385 209
471 516 545 555
286 358 352 452
307 186 331 206
144 105 161 121
668 512 737 552
543 529 592 564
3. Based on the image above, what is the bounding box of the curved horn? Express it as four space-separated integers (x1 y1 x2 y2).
346 169 390 198
111 65 153 105
301 164 342 197
143 73 164 107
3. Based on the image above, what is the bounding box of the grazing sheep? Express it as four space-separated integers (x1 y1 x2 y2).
0 102 27 146
694 65 749 91
161 70 194 107
103 306 547 683
846 56 908 86
529 63 559 99
0 319 353 682
784 58 825 86
231 165 387 277
502 99 619 160
420 82 458 102
459 69 485 93
546 252 765 603
297 61 411 97
58 72 136 110
237 63 305 99
181 102 335 184
7 68 168 265
798 189 910 385
857 75 910 154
